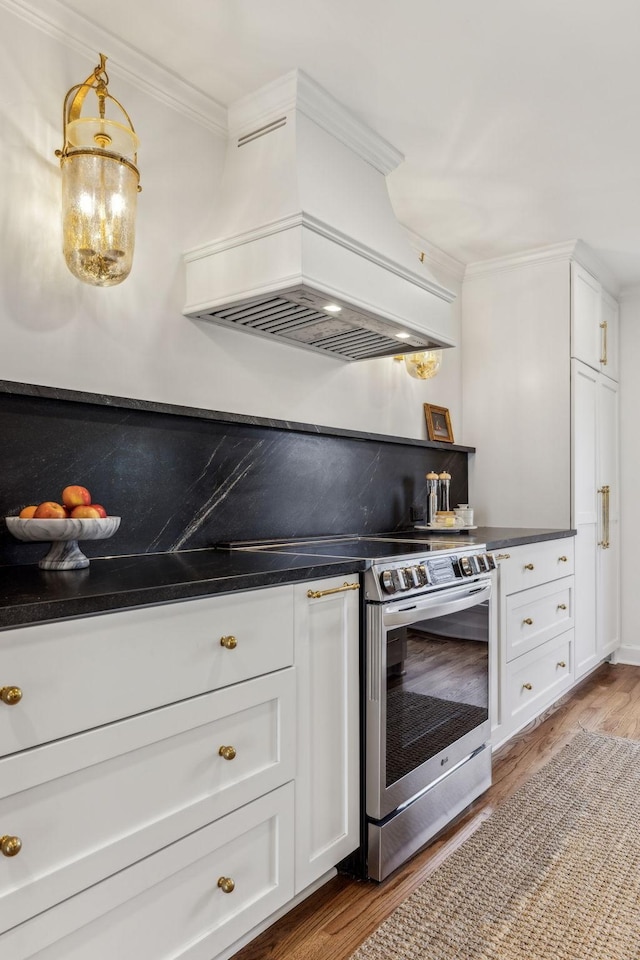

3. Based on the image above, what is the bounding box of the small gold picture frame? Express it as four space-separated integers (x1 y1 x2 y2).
424 404 454 443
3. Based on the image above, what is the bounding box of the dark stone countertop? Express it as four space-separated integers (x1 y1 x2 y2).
0 527 575 631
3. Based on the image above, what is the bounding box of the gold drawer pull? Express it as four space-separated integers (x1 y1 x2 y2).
495 553 511 561
218 745 237 761
522 682 533 691
220 636 237 650
307 581 360 599
557 661 567 669
0 835 22 858
524 563 535 571
558 556 568 562
0 687 22 706
557 603 567 611
523 618 534 626
217 876 235 894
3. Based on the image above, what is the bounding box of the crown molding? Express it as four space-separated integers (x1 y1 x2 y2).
1 0 227 137
464 238 620 296
403 227 466 285
227 69 404 176
463 240 581 280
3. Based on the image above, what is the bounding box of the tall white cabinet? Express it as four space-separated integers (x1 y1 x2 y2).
462 241 620 684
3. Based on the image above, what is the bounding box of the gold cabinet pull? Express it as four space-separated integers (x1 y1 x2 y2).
220 636 237 650
558 555 568 562
217 876 235 894
524 563 535 571
557 661 567 669
0 687 22 706
307 581 360 600
218 745 236 761
522 618 534 625
598 486 611 549
0 835 22 858
495 553 511 561
557 603 567 611
600 319 608 365
522 683 533 691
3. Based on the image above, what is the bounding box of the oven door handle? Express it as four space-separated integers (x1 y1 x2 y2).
381 581 491 628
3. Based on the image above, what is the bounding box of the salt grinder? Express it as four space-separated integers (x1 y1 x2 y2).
439 470 451 512
426 471 439 525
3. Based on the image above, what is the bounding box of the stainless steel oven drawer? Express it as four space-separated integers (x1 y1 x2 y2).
367 744 491 881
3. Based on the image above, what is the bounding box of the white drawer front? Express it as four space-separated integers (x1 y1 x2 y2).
498 540 574 595
0 669 295 933
506 630 573 730
0 584 294 756
505 578 574 661
1 783 295 960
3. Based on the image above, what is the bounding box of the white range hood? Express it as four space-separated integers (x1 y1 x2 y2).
183 70 456 361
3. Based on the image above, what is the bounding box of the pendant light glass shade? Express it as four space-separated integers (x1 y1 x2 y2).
56 55 140 287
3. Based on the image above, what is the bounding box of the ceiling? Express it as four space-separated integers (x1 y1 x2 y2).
56 0 640 287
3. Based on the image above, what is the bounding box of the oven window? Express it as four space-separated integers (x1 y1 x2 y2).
385 601 489 787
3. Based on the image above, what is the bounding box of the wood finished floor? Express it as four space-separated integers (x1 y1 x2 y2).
231 661 640 960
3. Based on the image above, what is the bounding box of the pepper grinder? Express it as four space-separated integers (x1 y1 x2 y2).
439 470 451 512
426 471 439 526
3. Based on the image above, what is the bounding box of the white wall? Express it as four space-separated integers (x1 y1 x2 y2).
618 287 640 662
0 3 463 442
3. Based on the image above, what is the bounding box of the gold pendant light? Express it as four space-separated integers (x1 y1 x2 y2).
55 54 141 287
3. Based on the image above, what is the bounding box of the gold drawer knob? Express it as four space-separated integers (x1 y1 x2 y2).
0 835 22 858
218 745 237 761
522 682 533 691
524 563 535 571
0 687 22 706
557 603 567 611
559 556 568 562
557 661 567 669
220 636 237 650
523 618 534 626
217 876 235 894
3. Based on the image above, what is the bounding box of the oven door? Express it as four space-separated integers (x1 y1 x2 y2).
366 580 491 822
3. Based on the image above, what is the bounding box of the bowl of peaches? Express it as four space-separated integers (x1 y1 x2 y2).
6 485 120 570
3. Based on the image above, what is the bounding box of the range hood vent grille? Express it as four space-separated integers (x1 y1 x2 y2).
197 289 438 360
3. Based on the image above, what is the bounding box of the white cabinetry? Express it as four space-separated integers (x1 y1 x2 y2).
0 576 360 960
462 242 620 680
293 577 360 893
572 361 620 677
493 539 575 746
571 261 619 381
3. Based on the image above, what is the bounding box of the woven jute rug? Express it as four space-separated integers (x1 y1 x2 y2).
352 731 640 960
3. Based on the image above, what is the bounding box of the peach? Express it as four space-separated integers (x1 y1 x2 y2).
90 504 108 518
34 501 67 519
19 505 38 519
70 505 103 519
62 485 92 508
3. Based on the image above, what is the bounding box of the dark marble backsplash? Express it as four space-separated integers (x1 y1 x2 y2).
0 383 472 567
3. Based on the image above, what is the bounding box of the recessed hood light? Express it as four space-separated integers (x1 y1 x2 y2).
183 70 456 362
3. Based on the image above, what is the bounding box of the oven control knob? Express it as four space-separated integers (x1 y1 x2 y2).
396 568 409 591
459 556 473 577
485 553 496 570
380 570 397 594
476 554 488 572
417 564 430 586
406 566 421 588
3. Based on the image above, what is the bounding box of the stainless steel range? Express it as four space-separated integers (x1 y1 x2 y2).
231 533 495 882
363 539 494 880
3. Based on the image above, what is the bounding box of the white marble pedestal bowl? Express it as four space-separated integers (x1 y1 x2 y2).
5 517 121 570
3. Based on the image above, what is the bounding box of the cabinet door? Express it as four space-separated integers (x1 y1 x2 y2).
571 262 602 371
572 360 599 678
600 289 620 382
293 576 360 893
597 375 620 656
